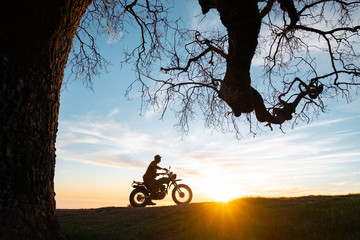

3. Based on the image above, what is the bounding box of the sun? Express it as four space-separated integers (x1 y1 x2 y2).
205 174 239 202
199 167 241 202
210 185 238 202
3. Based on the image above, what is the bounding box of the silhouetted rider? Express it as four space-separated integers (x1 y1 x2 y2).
143 154 166 205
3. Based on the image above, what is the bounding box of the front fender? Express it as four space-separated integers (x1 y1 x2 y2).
170 179 183 188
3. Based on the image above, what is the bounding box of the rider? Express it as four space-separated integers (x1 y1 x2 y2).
143 154 166 205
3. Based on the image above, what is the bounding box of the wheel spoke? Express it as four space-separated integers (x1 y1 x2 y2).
130 189 149 207
172 184 193 205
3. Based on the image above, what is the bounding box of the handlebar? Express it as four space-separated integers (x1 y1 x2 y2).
159 169 170 175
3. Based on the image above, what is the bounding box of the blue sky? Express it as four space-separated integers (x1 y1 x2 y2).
54 0 360 209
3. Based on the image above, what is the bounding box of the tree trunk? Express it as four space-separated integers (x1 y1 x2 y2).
215 0 302 124
217 0 262 116
0 1 92 239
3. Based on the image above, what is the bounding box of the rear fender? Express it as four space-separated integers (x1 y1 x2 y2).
132 185 148 192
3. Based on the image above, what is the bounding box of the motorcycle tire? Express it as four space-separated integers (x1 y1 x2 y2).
129 188 149 207
172 184 193 205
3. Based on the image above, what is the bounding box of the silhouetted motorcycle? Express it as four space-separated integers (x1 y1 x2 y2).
129 167 193 207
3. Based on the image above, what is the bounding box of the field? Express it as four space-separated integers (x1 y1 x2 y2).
57 194 360 240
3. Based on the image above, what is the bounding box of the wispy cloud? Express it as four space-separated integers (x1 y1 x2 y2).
56 108 360 197
56 111 171 168
57 111 359 168
106 29 124 45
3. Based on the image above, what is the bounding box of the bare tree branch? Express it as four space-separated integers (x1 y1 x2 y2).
67 0 360 136
147 0 360 135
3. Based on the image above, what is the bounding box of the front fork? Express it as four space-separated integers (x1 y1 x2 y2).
173 182 185 198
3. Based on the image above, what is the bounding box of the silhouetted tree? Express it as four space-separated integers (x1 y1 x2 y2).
155 0 360 134
0 0 171 239
0 0 359 239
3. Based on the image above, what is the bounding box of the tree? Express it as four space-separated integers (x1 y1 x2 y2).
0 0 171 239
0 1 93 239
154 0 360 134
0 0 359 239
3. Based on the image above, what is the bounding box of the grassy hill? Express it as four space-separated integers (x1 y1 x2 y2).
57 194 360 240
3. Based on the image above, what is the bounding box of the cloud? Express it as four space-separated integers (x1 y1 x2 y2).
331 181 348 186
294 117 355 131
56 108 360 198
186 0 224 33
56 112 171 168
172 116 360 190
106 30 124 45
59 152 146 169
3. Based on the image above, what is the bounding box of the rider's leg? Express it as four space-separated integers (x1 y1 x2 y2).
143 178 157 204
149 179 157 200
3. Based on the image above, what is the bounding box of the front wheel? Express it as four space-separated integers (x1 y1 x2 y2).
129 188 149 207
172 184 193 205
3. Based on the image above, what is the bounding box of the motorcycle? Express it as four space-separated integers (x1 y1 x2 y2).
129 167 193 207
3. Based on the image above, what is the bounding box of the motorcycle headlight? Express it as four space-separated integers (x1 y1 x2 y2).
171 174 177 180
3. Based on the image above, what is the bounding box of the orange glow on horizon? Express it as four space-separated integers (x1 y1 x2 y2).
198 168 242 203
211 186 239 203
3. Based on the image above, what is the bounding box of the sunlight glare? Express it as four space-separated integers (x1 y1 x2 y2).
200 168 240 202
211 184 238 202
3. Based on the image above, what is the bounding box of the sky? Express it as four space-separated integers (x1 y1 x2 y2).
54 1 360 209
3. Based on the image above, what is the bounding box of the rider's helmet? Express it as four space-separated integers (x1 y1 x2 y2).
154 154 161 160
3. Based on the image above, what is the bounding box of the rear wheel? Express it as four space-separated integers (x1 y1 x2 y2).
172 184 193 205
129 188 149 207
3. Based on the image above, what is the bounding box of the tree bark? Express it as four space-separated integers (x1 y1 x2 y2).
217 0 262 116
0 1 92 239
215 0 307 124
